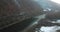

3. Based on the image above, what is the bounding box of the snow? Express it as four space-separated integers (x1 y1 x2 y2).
40 26 60 32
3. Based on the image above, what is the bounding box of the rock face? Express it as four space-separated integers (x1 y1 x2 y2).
0 0 43 29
